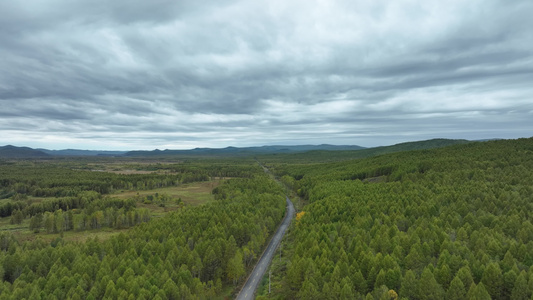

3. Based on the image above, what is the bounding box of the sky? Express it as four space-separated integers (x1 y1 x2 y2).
1 0 532 150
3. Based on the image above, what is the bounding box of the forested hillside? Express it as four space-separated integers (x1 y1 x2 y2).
259 138 471 163
0 146 49 158
262 138 533 299
0 161 287 299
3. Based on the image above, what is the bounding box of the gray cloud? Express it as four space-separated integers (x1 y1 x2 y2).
1 0 532 150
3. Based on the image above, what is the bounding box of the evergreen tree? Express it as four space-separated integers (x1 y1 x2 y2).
436 263 452 289
297 278 321 300
226 250 245 285
481 262 503 300
340 278 355 299
354 270 368 295
29 213 43 233
503 269 517 299
418 267 443 300
511 271 529 300
385 268 401 291
456 266 474 291
10 209 24 224
375 269 387 290
400 270 417 300
466 282 491 300
446 276 466 300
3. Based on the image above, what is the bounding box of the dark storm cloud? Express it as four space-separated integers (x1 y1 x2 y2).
1 0 532 149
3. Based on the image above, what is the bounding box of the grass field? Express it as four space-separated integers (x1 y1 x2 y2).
113 179 222 205
0 210 132 243
0 179 224 243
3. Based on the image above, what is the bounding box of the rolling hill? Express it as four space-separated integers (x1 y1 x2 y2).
0 145 50 158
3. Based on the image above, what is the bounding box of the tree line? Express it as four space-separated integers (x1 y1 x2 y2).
0 162 202 198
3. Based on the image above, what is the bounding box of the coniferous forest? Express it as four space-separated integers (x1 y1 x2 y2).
259 138 533 300
0 137 533 299
0 160 286 299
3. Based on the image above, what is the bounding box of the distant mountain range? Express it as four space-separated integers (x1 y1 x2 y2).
0 144 365 158
124 144 366 157
0 139 478 159
270 138 474 162
38 149 127 156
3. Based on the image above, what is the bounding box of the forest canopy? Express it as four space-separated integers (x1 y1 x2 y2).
0 159 286 299
260 138 533 299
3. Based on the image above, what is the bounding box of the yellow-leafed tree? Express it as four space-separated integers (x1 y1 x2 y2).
295 211 306 223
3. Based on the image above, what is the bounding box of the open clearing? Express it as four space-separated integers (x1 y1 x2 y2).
0 213 130 244
112 179 223 206
0 179 224 243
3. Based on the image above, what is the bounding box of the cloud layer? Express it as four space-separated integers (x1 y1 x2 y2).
1 0 532 149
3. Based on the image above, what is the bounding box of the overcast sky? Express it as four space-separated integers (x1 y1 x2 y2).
1 0 532 150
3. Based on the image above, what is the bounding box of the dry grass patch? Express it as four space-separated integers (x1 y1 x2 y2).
15 227 129 243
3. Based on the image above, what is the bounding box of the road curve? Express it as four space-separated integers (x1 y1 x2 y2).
236 196 295 300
